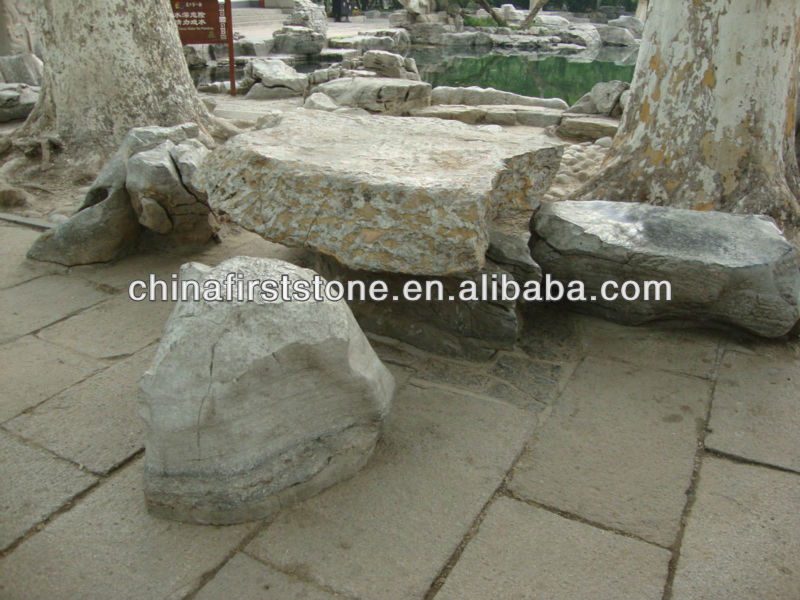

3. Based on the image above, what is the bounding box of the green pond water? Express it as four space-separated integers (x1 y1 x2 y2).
409 51 636 105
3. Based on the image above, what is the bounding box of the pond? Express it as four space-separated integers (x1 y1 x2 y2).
408 49 637 105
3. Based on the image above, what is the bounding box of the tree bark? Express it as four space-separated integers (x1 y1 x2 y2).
0 0 38 54
520 0 548 30
575 0 800 240
14 0 228 155
635 0 647 23
476 0 507 27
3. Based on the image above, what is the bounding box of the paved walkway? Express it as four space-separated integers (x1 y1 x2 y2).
230 7 394 40
0 219 798 599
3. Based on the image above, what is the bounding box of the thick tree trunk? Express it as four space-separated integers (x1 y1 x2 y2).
15 0 226 154
575 0 800 240
520 0 548 30
476 0 507 27
635 0 647 23
0 0 38 54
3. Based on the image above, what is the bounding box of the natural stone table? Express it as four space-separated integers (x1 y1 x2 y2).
201 109 563 276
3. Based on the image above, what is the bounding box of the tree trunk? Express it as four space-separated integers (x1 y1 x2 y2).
476 0 507 27
0 0 39 54
520 0 548 30
15 0 227 155
575 0 800 240
635 0 647 22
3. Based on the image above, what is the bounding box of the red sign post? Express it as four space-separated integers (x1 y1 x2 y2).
172 1 236 96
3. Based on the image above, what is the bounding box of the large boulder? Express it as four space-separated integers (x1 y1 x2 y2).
557 115 619 141
362 50 420 80
245 58 308 97
557 24 602 49
530 201 800 337
0 53 42 85
27 124 216 266
140 257 394 524
271 25 325 55
568 80 629 116
431 85 568 110
283 0 328 35
596 24 638 47
0 83 38 122
311 76 432 114
200 110 563 276
608 15 644 38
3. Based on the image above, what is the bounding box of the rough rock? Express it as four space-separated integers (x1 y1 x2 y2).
596 24 638 46
27 192 140 266
200 110 563 275
271 26 325 55
0 83 38 122
407 23 452 45
388 10 412 27
362 50 419 80
245 58 308 94
313 253 520 359
328 29 411 52
303 92 339 111
411 104 563 127
499 3 524 23
283 0 328 35
558 115 619 141
28 124 215 266
182 45 212 69
534 13 571 28
0 53 42 85
557 24 602 49
487 228 542 284
569 80 629 117
140 257 395 524
168 139 210 201
244 84 299 100
431 86 568 110
440 31 493 48
530 201 800 337
608 16 644 38
311 76 431 114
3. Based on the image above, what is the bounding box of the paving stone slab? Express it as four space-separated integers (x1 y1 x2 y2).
509 357 710 547
489 351 565 404
195 553 343 600
577 316 720 379
0 431 96 552
671 457 800 600
5 348 155 475
0 224 64 289
37 293 172 359
0 275 109 342
705 351 800 472
67 252 187 291
0 460 252 600
246 385 535 600
436 497 670 600
0 336 105 423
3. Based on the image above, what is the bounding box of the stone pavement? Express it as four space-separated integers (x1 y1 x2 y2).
1 219 799 599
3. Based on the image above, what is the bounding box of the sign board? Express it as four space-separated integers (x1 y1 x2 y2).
172 0 236 96
172 0 224 45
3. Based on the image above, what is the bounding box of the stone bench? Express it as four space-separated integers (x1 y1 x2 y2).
530 200 800 337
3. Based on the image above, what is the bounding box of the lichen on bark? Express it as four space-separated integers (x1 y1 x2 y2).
575 0 800 242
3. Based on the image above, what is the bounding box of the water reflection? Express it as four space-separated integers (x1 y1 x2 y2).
409 49 637 105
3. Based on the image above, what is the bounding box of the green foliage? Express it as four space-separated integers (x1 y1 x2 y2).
462 15 501 27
